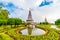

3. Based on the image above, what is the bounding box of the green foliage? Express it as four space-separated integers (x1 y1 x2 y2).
7 18 22 27
14 18 22 25
0 7 9 26
0 25 59 40
0 19 7 26
0 7 9 19
56 25 60 28
7 18 15 25
0 10 9 19
5 25 59 40
7 18 22 25
0 6 59 40
0 33 13 40
40 22 49 25
55 19 60 25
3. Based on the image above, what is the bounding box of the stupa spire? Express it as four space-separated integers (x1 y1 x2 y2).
28 9 33 21
26 9 33 22
45 16 47 22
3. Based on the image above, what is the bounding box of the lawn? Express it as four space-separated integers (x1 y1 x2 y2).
0 25 60 40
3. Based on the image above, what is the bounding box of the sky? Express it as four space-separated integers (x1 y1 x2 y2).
0 0 60 23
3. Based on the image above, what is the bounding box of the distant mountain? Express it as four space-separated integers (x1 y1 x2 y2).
39 0 53 7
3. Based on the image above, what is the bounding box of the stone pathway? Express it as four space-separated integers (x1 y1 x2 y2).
50 25 60 40
50 25 60 30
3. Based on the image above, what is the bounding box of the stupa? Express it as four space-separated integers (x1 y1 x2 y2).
26 9 34 35
20 9 45 36
26 9 33 23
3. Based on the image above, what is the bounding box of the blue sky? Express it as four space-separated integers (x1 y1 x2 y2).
0 0 60 23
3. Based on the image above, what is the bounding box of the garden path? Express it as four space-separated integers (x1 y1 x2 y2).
51 25 60 30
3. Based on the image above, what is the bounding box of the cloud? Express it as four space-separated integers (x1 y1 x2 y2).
0 0 60 23
1 0 43 8
0 2 17 12
37 0 60 23
39 0 53 7
0 1 24 13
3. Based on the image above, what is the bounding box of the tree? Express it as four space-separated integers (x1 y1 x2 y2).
2 20 7 25
55 19 60 25
0 7 9 19
14 18 22 27
0 19 7 26
40 22 49 25
7 18 15 27
7 18 22 28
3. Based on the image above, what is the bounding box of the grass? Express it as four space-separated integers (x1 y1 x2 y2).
0 25 59 40
0 33 13 40
56 25 60 28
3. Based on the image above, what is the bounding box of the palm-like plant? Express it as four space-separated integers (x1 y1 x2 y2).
0 7 9 19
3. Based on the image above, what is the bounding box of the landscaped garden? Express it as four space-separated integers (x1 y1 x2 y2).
0 24 60 40
0 6 60 40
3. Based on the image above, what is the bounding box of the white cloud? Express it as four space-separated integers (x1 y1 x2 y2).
1 0 60 23
36 0 60 23
1 0 43 8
